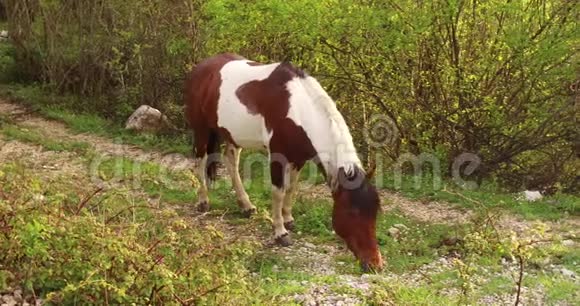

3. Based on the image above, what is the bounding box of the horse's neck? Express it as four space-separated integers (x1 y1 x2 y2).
293 77 362 184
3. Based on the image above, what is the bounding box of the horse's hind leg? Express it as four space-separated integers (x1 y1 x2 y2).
194 154 210 212
193 130 210 212
282 166 301 231
224 143 256 217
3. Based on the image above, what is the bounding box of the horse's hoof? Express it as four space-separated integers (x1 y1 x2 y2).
275 233 293 247
197 202 210 212
284 221 295 231
240 207 256 218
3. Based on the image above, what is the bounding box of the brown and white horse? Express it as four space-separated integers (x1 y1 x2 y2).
184 53 383 271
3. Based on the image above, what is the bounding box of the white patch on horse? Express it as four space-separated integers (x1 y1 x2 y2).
285 76 362 186
217 60 279 148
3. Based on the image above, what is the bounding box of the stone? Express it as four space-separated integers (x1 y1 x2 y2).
2 295 12 303
1 295 16 306
12 290 21 302
393 223 408 230
125 105 170 133
560 268 575 278
520 190 543 201
388 227 400 238
304 242 316 249
562 239 574 247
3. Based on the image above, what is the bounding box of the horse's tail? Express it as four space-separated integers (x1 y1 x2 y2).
205 128 221 183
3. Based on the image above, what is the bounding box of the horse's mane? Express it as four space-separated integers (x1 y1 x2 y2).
298 75 363 187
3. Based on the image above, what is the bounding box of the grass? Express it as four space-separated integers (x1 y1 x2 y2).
0 161 262 304
1 80 579 222
0 83 191 156
1 75 579 304
524 273 580 305
366 279 462 305
1 123 91 155
293 195 463 273
1 112 459 273
380 172 579 220
477 275 512 297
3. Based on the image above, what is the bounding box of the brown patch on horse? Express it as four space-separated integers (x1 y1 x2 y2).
235 64 293 128
280 61 307 78
218 127 239 147
235 62 316 187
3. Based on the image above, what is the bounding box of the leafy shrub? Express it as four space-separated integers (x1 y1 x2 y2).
0 163 259 304
2 0 578 191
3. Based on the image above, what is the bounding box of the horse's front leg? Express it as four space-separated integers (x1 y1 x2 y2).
269 156 292 246
282 166 301 231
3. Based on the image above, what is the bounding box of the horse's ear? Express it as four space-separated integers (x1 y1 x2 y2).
366 161 377 180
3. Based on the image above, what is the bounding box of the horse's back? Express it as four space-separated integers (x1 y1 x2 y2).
184 53 246 129
185 53 313 150
216 60 283 148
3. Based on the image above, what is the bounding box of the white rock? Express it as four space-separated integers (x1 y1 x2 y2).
562 239 574 247
125 105 169 133
12 290 21 302
521 190 543 201
1 295 16 306
393 223 409 230
304 242 316 249
388 227 400 238
560 268 575 278
1 295 13 303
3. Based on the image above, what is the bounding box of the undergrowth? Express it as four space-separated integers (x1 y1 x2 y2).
0 84 191 156
0 163 262 305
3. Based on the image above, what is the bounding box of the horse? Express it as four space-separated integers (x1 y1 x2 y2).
184 53 383 272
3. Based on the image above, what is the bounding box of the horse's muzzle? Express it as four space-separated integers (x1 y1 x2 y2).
360 260 383 273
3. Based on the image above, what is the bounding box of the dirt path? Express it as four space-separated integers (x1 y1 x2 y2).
1 99 578 305
0 101 195 172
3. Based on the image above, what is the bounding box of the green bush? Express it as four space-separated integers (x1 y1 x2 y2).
0 163 259 305
2 0 578 191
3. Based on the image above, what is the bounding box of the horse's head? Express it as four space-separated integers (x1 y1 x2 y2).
331 165 383 272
